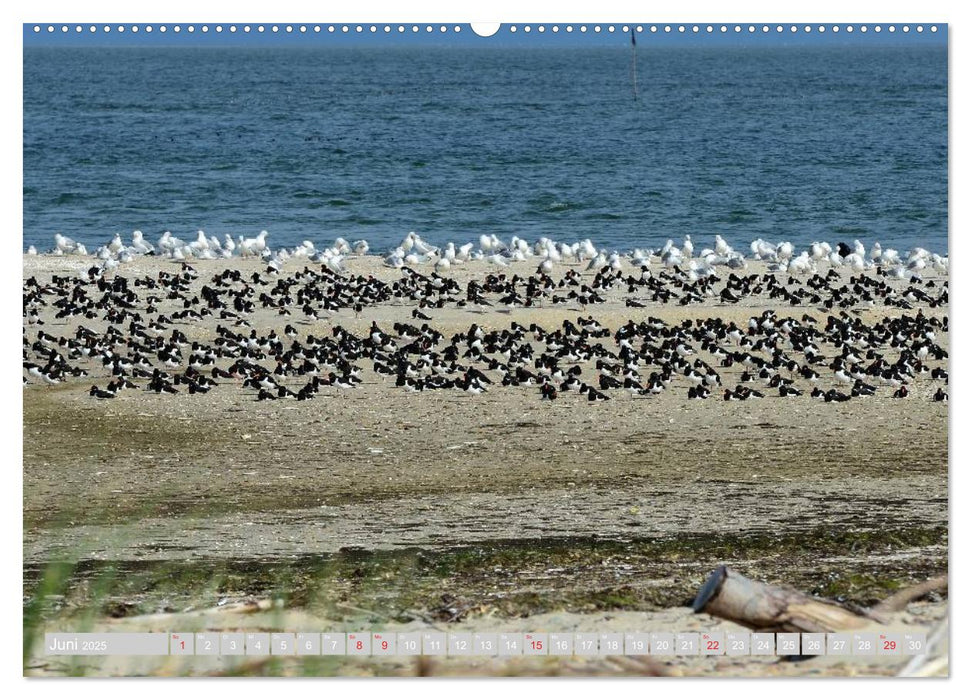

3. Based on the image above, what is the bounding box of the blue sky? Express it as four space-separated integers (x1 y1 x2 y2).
23 22 947 48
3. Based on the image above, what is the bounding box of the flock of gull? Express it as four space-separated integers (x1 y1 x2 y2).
23 232 949 406
31 229 949 281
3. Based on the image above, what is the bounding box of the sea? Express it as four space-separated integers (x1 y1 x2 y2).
23 45 948 255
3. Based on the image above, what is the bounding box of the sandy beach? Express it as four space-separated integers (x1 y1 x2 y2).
22 253 948 677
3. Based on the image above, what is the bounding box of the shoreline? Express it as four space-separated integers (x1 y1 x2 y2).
25 229 949 278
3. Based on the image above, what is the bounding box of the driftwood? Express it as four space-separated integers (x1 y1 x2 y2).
873 575 947 614
693 566 875 633
898 617 949 677
106 598 277 624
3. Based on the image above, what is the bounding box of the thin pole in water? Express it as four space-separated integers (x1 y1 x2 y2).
630 28 639 102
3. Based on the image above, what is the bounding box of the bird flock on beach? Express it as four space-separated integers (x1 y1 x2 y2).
30 229 948 281
23 231 949 406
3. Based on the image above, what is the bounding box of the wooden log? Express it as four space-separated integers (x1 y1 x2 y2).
106 598 276 624
693 566 873 633
873 575 947 614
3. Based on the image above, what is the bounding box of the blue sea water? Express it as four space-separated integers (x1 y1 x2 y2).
22 45 948 254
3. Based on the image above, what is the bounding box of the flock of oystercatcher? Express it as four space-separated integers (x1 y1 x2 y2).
23 233 948 405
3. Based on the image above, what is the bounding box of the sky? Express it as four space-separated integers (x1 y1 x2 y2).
22 22 948 48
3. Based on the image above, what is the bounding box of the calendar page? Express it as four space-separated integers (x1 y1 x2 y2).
21 11 949 682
